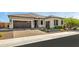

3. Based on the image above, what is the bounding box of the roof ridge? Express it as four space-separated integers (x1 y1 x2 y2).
30 13 46 17
8 13 46 18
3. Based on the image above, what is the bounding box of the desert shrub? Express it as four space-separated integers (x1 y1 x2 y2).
53 26 63 29
49 27 53 30
72 27 77 30
77 27 79 30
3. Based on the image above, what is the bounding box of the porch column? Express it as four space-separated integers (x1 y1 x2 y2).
9 19 13 29
37 20 40 28
43 20 46 28
58 19 61 26
50 20 54 28
31 20 34 28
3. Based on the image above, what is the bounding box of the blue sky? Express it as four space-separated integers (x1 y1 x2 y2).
0 12 79 22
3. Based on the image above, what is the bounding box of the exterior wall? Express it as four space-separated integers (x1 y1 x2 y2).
9 19 13 29
31 21 34 28
9 16 34 29
57 19 62 26
9 16 45 29
0 23 9 28
5 23 9 28
9 16 64 29
45 18 63 28
45 18 54 28
37 19 45 28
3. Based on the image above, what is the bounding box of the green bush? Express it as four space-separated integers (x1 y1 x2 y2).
50 27 53 30
72 27 77 30
77 27 79 30
53 26 63 29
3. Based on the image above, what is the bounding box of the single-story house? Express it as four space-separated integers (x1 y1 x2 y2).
8 13 64 29
0 22 9 28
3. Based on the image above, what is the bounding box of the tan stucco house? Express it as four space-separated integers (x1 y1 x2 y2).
8 13 64 29
0 22 9 28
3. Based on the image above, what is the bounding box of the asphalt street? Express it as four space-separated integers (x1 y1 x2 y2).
18 34 79 47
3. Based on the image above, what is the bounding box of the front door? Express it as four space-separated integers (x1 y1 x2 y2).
46 21 50 29
34 20 38 28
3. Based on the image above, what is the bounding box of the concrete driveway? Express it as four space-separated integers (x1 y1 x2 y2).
0 31 79 47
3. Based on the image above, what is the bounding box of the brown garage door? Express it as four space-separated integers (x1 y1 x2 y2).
13 21 31 28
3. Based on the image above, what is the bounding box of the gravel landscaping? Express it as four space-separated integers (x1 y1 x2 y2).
0 29 77 40
0 31 13 39
0 29 47 39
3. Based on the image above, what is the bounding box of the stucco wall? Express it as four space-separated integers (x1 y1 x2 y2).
37 19 45 28
0 23 9 28
45 18 63 28
9 16 64 29
9 16 45 29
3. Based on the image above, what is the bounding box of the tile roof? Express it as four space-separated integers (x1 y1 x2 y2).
8 13 64 19
46 16 64 19
8 13 46 18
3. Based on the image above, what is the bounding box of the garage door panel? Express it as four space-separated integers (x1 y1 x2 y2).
13 21 31 28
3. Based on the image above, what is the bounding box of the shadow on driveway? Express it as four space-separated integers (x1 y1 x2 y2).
18 34 79 47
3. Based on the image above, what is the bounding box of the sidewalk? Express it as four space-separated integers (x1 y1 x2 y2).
0 31 79 47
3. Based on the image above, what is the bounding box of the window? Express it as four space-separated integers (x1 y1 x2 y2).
10 18 12 22
54 20 55 25
54 20 58 26
56 20 58 25
41 20 43 25
61 20 63 25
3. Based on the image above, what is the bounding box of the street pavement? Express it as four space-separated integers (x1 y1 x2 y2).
19 34 79 47
0 31 79 47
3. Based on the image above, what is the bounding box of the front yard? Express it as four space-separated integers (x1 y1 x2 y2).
0 31 13 39
0 29 46 39
13 29 47 38
0 28 79 40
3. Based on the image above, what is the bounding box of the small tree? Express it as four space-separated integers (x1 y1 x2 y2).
64 18 79 30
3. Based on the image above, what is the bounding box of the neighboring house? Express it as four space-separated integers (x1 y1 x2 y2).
0 22 9 28
8 13 64 29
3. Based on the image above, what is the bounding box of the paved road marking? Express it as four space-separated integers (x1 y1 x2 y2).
0 31 79 47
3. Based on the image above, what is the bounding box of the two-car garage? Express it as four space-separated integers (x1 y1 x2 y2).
13 21 31 28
